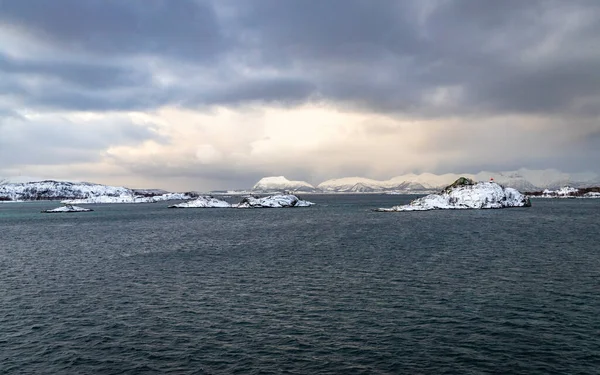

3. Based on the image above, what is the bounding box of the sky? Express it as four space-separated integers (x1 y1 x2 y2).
1 0 599 191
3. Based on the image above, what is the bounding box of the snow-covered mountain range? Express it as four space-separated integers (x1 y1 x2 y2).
252 169 600 193
2 168 599 201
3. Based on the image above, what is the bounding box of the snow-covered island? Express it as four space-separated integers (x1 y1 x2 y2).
42 204 93 213
527 186 600 198
234 194 314 208
167 194 315 209
375 177 531 212
168 196 232 208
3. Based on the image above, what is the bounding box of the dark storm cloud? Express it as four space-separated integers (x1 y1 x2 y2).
0 0 224 60
0 53 147 89
229 0 600 116
199 78 317 106
2 0 600 186
2 0 599 115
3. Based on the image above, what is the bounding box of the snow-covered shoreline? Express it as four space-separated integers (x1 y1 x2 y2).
528 186 600 199
63 192 195 204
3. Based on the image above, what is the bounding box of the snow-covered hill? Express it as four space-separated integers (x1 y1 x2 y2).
375 178 531 211
0 180 195 202
0 180 132 201
252 176 317 192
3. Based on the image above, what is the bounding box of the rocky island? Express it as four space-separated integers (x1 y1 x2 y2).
42 204 93 213
168 194 315 209
168 196 232 208
234 194 314 208
375 177 531 212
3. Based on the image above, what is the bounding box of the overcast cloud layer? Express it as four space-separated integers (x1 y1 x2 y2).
1 0 599 190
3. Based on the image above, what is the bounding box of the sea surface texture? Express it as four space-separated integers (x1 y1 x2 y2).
1 196 599 374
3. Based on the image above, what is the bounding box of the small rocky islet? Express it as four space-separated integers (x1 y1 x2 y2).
41 204 94 213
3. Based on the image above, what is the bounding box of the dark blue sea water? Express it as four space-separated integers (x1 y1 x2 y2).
1 195 599 374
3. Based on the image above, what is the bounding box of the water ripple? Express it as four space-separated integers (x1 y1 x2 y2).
0 197 599 374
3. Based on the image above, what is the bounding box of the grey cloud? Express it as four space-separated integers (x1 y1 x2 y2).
0 0 224 61
3 0 599 116
197 78 317 107
0 116 167 167
0 53 147 90
229 0 600 116
2 0 600 187
473 60 600 115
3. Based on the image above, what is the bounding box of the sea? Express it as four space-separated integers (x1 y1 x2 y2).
1 195 599 374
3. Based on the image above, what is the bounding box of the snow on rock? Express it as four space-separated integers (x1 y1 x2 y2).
42 204 93 213
252 176 317 192
0 180 196 203
375 178 531 212
168 196 231 208
0 180 131 201
532 186 600 198
540 186 579 198
63 196 147 204
62 192 196 204
234 194 314 208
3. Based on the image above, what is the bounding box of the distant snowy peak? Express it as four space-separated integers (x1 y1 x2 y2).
317 169 600 192
252 176 317 192
317 177 383 192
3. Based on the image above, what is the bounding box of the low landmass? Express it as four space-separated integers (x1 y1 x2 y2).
527 186 600 198
0 180 198 203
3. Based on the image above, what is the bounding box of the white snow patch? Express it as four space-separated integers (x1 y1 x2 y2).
42 205 93 213
168 196 231 208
